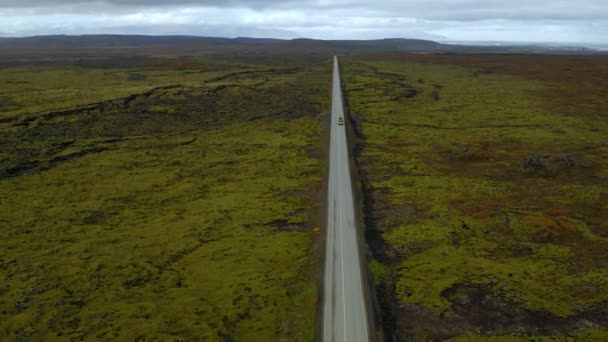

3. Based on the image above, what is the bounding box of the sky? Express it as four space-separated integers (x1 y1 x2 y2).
1 0 608 44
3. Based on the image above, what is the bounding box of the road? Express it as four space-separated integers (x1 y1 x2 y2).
323 56 370 342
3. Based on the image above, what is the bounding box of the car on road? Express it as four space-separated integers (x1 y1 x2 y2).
338 117 344 125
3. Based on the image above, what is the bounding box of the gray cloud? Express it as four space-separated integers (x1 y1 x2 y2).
4 0 608 20
1 0 607 43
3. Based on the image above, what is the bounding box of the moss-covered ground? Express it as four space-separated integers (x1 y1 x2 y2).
0 58 259 119
0 56 330 340
342 54 608 341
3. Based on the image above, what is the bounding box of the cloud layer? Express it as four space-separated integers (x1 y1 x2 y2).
1 0 607 43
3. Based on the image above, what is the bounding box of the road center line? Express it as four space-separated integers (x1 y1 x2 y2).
324 56 369 342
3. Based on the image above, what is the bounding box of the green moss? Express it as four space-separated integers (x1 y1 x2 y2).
447 329 608 342
0 63 250 121
574 329 608 341
343 55 608 337
446 334 565 342
0 57 331 340
368 259 391 285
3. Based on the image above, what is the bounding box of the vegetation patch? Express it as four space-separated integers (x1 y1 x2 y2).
342 54 608 340
0 55 330 340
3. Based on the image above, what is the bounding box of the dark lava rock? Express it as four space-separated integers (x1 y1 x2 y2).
392 90 419 100
450 146 493 162
522 153 590 175
394 283 608 341
431 91 440 101
442 283 567 333
267 219 306 232
1 160 40 178
404 89 419 98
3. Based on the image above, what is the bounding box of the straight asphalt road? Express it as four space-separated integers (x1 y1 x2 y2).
323 56 370 342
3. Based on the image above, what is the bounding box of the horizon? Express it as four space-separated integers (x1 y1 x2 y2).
1 33 608 48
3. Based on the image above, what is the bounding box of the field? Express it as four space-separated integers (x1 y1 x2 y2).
0 54 330 340
342 54 608 340
3 40 607 341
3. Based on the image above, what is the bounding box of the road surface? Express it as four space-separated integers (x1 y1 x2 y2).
323 56 370 342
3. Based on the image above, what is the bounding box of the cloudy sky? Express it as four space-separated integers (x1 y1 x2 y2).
1 0 608 43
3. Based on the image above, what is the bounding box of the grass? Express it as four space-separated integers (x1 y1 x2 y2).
342 54 608 340
0 55 330 340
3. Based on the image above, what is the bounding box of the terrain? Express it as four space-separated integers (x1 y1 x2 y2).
2 34 608 341
0 51 330 340
341 54 608 340
0 35 603 61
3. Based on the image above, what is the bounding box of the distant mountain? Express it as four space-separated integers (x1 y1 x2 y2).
0 34 603 55
0 34 440 51
0 35 264 48
328 38 442 50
